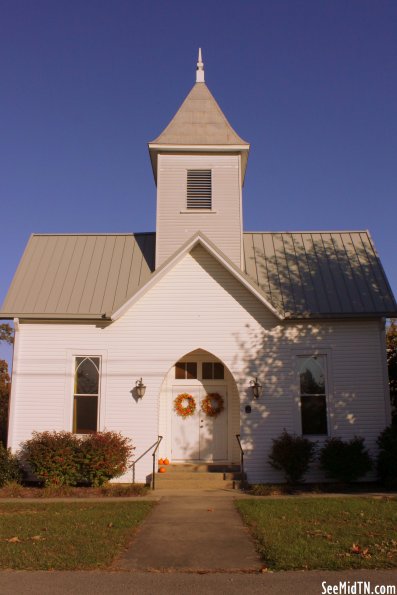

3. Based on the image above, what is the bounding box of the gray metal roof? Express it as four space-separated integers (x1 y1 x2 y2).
150 83 249 146
0 233 155 319
243 231 397 318
1 230 396 320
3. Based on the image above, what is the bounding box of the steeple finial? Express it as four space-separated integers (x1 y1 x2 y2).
196 48 205 83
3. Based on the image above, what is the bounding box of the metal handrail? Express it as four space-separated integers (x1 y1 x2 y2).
131 435 163 486
235 434 245 487
151 435 163 490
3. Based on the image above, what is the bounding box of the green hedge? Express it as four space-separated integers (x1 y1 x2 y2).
377 423 397 486
319 437 372 483
268 430 316 484
21 430 134 487
0 443 22 487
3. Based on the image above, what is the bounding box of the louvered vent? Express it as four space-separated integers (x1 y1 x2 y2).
187 170 212 209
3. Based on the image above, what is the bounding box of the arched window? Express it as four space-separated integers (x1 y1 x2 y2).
298 355 328 435
73 356 100 434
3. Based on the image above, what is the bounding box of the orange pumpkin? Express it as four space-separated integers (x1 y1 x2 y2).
163 458 170 465
158 466 166 473
158 458 164 465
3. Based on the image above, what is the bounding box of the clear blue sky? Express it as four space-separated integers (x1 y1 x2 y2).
1 0 396 364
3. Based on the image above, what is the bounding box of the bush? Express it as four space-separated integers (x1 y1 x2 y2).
319 437 372 483
377 423 397 486
22 431 81 487
80 431 134 487
21 430 134 487
268 430 316 484
0 444 21 487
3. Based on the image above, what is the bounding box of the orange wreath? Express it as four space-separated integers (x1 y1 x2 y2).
201 393 225 418
174 393 196 418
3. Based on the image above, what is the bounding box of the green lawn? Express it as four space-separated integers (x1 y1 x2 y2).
236 497 397 571
0 501 153 570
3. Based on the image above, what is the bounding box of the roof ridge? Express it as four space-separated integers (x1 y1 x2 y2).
30 232 156 237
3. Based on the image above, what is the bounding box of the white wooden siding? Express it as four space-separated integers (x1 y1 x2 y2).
9 245 390 484
155 155 243 268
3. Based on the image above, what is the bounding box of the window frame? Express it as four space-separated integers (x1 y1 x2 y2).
173 359 226 382
175 361 198 380
66 351 106 435
293 349 333 438
72 356 101 435
202 361 225 380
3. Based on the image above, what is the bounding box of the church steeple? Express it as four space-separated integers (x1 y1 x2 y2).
149 51 249 269
149 50 250 183
196 48 205 82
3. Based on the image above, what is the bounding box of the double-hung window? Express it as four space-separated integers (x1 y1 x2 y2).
73 356 100 434
298 355 328 435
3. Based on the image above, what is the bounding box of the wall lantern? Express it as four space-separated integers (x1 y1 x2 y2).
250 377 262 399
135 378 146 398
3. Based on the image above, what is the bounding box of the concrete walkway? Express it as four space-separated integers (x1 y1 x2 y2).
1 569 397 595
115 488 262 571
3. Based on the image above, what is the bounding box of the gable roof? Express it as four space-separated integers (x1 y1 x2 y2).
148 82 250 183
243 231 397 318
0 233 155 319
1 230 396 321
111 232 282 321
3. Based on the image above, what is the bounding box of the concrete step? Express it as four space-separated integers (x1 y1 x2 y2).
154 477 236 490
160 463 241 473
156 471 243 481
156 471 226 482
154 463 244 490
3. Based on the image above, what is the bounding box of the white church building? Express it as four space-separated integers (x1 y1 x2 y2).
1 52 396 485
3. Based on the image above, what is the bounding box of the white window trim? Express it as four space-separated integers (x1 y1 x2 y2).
65 349 108 434
291 348 334 439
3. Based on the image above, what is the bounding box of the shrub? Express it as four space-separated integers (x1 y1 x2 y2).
319 437 372 483
0 444 21 487
22 431 81 487
268 430 316 484
80 431 134 487
21 430 134 487
377 423 397 486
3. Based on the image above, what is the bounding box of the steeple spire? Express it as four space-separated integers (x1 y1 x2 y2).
196 48 205 83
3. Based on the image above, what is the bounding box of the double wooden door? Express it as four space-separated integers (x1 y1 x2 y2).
171 385 228 461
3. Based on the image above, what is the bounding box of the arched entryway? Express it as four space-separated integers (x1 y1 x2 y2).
158 349 240 464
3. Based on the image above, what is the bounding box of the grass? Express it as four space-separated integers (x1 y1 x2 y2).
0 501 153 569
0 482 149 498
236 497 397 571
